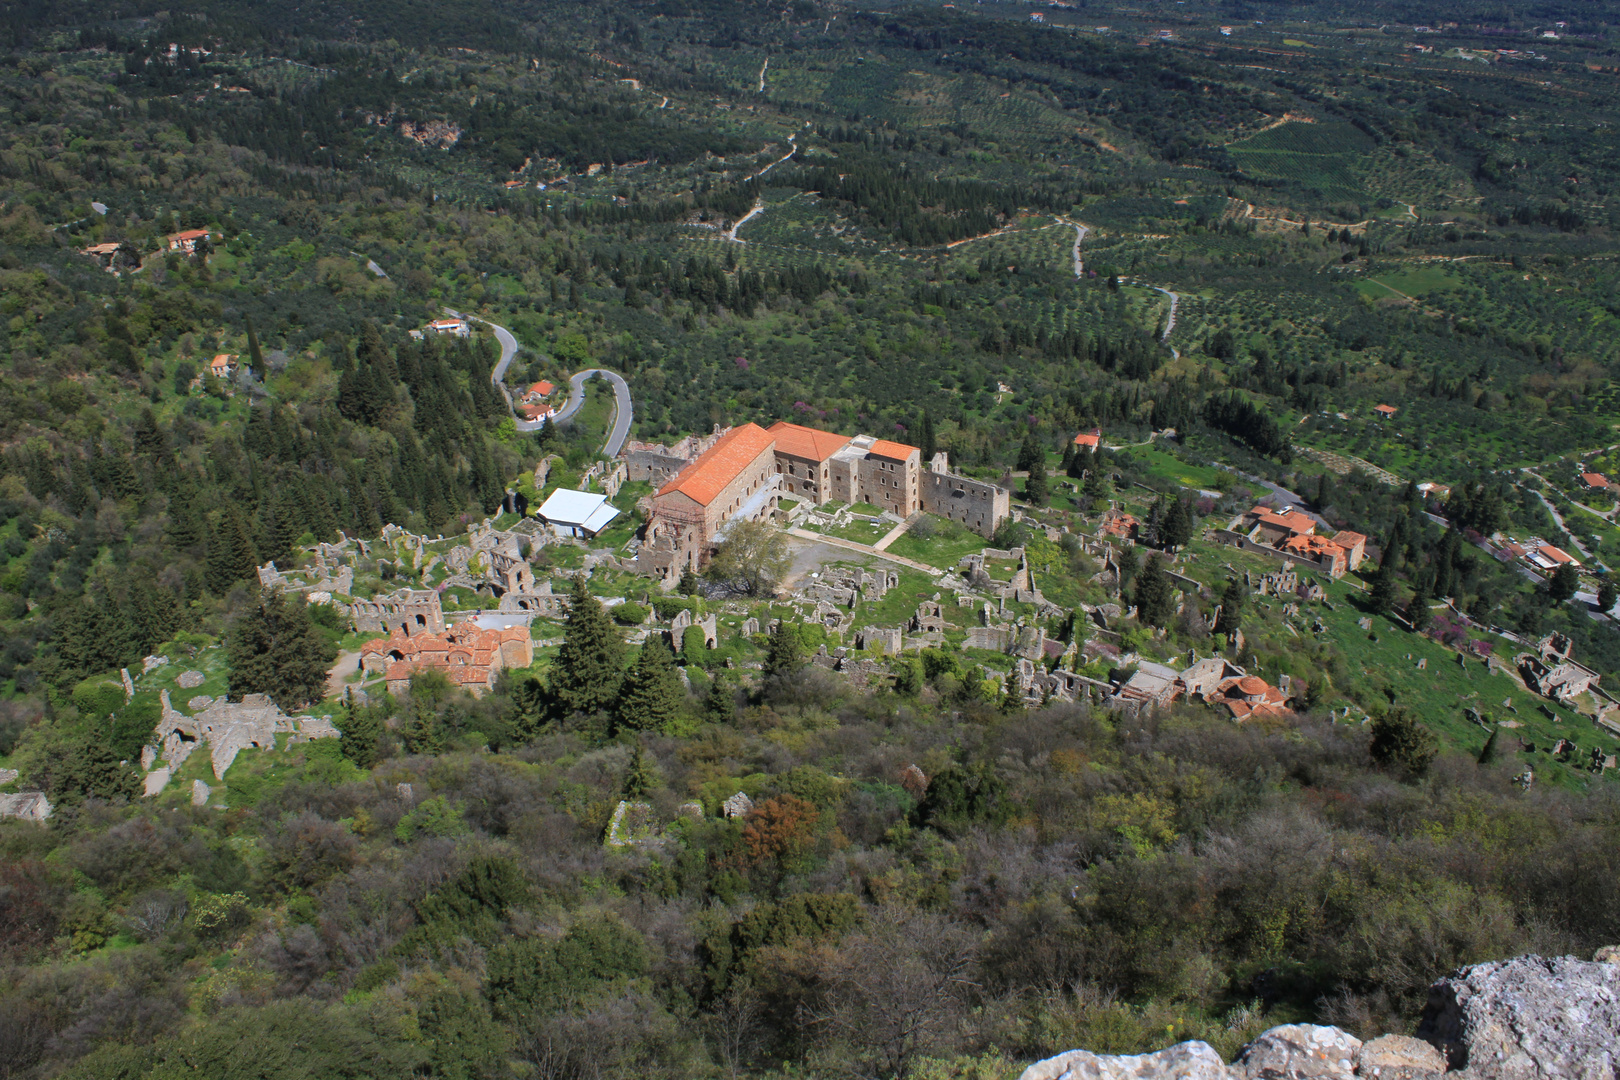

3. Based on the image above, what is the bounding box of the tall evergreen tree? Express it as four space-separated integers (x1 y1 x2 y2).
919 409 937 463
764 619 804 678
1133 553 1174 627
1369 559 1399 615
550 577 625 718
245 316 263 372
1161 497 1193 551
1025 465 1049 507
1016 434 1042 473
622 742 661 797
206 505 259 596
615 635 685 734
338 690 383 768
226 589 337 711
1406 575 1433 632
1214 578 1246 638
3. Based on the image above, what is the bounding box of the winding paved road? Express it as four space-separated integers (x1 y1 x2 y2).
449 308 634 456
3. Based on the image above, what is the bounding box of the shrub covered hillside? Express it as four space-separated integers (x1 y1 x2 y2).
5 657 1620 1079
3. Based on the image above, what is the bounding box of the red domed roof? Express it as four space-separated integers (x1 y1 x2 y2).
1236 676 1268 696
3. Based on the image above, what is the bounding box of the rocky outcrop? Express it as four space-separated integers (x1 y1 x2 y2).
1019 953 1616 1080
1414 954 1620 1078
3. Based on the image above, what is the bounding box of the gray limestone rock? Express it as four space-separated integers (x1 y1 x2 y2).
176 670 206 689
1592 945 1620 964
1355 1035 1445 1080
191 779 210 806
1237 1024 1360 1080
1414 954 1620 1078
1019 1041 1233 1080
143 767 171 798
187 695 215 711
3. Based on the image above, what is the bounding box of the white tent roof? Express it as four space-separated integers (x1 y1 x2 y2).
537 488 620 534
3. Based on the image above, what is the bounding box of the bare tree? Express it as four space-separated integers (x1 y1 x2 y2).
707 975 764 1080
824 908 979 1079
123 889 188 944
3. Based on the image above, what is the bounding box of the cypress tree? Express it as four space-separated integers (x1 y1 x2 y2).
1016 434 1042 473
1214 578 1246 638
1477 726 1500 765
615 635 685 734
702 673 736 724
1407 575 1432 632
338 690 383 768
550 577 625 718
1370 559 1399 615
1133 553 1174 627
245 316 263 372
622 742 661 797
920 409 937 462
1161 497 1193 551
1025 464 1049 507
764 618 804 678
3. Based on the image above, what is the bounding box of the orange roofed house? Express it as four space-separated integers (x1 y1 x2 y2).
524 380 556 404
360 622 533 698
166 228 210 253
1073 429 1102 449
1233 506 1364 578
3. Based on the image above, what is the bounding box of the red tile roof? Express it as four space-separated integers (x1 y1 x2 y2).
1331 530 1367 548
168 229 210 241
656 423 776 507
1073 430 1101 448
1253 508 1316 536
767 421 850 462
1536 543 1576 565
1374 404 1398 415
528 380 556 396
866 438 919 462
1581 472 1610 489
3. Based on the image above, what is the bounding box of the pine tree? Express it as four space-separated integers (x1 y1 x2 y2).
764 618 804 678
1082 457 1109 506
615 635 685 734
550 577 626 718
1547 563 1579 603
1161 497 1193 551
206 505 259 596
1477 726 1500 765
226 589 336 711
1000 669 1021 713
1133 553 1174 627
1025 465 1049 507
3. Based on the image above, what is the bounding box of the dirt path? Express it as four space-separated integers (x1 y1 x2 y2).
725 199 766 242
758 57 769 93
785 528 944 575
326 649 363 699
1055 216 1089 275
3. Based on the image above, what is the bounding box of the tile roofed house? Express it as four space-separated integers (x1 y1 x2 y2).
519 403 553 422
642 423 782 581
427 317 470 337
1330 530 1368 570
166 228 210 252
525 380 556 402
1373 404 1398 416
360 622 533 697
210 354 236 377
1581 472 1612 490
1281 533 1347 576
1526 542 1578 569
1073 429 1101 448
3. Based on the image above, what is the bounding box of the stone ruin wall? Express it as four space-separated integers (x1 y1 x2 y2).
920 467 1010 538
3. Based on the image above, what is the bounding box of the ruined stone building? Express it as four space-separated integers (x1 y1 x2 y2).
350 589 446 636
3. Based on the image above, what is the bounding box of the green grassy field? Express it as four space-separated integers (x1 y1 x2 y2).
1354 266 1464 301
1227 121 1374 201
